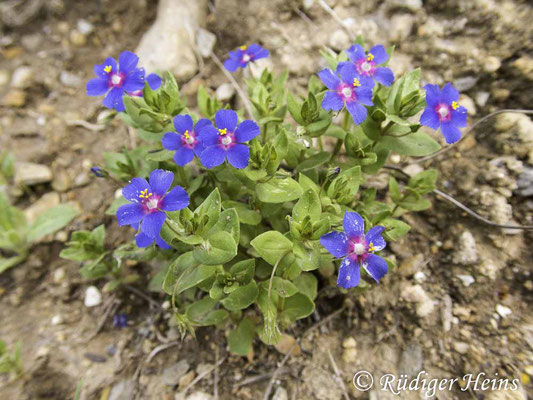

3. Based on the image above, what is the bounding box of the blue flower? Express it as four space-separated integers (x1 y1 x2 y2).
90 166 105 177
197 109 260 169
342 44 394 87
130 223 171 249
113 313 128 328
420 83 467 144
116 169 189 241
86 51 145 112
128 72 162 97
224 44 269 72
318 63 374 125
320 211 388 289
162 115 211 166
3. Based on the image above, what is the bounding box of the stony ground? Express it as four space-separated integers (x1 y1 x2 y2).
0 0 532 399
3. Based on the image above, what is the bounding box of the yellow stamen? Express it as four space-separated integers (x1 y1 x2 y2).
139 189 153 199
183 130 190 140
366 53 374 61
451 101 459 110
104 65 112 73
353 78 361 88
368 242 375 252
239 45 247 50
218 128 228 136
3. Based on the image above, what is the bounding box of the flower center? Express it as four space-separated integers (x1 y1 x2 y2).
352 243 366 255
242 54 251 62
437 104 450 119
183 130 195 145
361 62 372 72
353 78 361 87
341 87 353 98
221 136 232 146
104 65 112 73
111 73 123 86
366 53 374 62
145 197 159 210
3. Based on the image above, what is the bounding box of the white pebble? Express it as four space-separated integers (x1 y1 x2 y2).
51 315 64 325
495 304 512 319
84 286 102 307
456 274 475 287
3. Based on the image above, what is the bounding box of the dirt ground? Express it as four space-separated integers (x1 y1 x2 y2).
0 0 532 399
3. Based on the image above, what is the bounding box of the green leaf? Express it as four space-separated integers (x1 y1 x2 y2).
380 130 440 156
222 201 261 225
163 252 198 294
293 273 318 300
27 205 79 242
221 281 259 311
381 218 411 241
195 188 222 229
256 177 303 203
295 152 331 172
227 317 255 356
251 231 293 266
389 176 402 203
145 149 174 161
186 297 228 326
293 189 321 223
193 231 237 265
208 208 240 245
174 264 218 296
279 293 315 326
408 169 437 194
264 277 298 298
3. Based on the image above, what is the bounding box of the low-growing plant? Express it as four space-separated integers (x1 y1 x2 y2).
65 37 469 354
0 340 23 378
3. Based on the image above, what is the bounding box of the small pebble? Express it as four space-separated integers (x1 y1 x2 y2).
84 286 102 307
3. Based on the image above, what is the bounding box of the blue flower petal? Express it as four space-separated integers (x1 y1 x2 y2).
319 231 350 258
346 44 365 62
194 118 213 132
94 57 117 77
318 68 341 90
322 91 344 111
451 108 467 128
248 44 269 60
338 63 359 85
102 87 125 112
343 211 364 239
235 120 260 143
440 83 459 104
156 235 171 250
149 169 173 196
146 73 162 90
173 146 194 166
198 125 220 147
193 141 205 157
365 226 386 251
118 51 139 74
227 143 250 169
373 67 394 86
337 257 361 289
423 84 441 108
420 107 440 130
135 231 154 247
215 109 238 132
173 114 194 134
116 203 145 226
363 254 388 283
369 45 388 65
346 100 367 125
162 132 182 151
355 87 374 106
122 68 145 92
440 122 462 144
161 186 189 211
224 58 241 72
141 211 166 238
122 177 150 203
200 146 226 169
86 78 109 96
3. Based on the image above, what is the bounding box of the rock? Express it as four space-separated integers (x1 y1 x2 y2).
52 170 71 192
272 387 288 400
496 304 512 318
274 334 301 356
441 294 453 332
452 231 478 265
21 33 43 51
2 89 26 107
492 87 510 101
342 347 357 363
459 94 476 116
84 286 102 307
329 29 350 51
11 66 33 88
53 267 66 283
483 56 501 73
478 188 513 224
417 17 444 37
388 0 422 12
342 337 356 348
301 366 343 400
475 91 490 107
14 162 53 185
195 28 216 58
453 342 469 354
389 14 415 41
178 370 195 389
401 284 435 317
398 254 424 277
414 271 426 283
60 71 82 87
24 192 60 225
513 56 533 80
517 167 533 197
215 83 235 102
453 76 478 92
456 274 475 287
403 163 424 177
0 70 9 86
486 385 527 400
186 392 213 400
69 30 86 46
51 315 64 325
136 0 208 81
163 359 190 387
109 379 134 400
76 19 94 35
398 343 423 376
